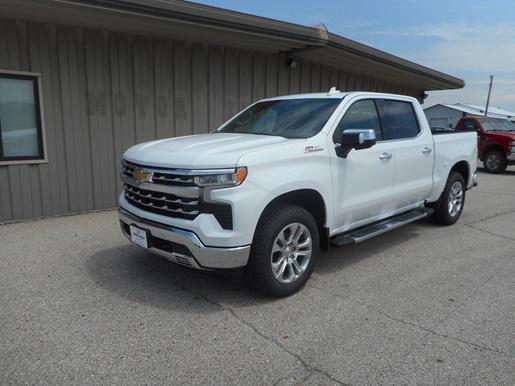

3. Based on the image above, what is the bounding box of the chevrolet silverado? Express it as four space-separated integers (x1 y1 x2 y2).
119 90 478 297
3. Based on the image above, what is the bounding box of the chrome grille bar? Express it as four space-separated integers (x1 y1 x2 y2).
153 174 194 184
121 174 200 199
122 160 235 176
125 192 199 215
124 185 198 206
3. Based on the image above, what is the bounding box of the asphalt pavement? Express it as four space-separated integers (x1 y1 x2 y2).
1 167 514 385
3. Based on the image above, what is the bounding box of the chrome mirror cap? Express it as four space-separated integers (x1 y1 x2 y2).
336 129 377 158
343 129 376 144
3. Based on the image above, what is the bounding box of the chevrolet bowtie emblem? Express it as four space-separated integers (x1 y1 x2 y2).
133 167 153 183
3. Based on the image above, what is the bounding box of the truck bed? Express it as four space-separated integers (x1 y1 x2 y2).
428 130 477 201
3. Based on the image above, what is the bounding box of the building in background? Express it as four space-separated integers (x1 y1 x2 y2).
424 103 515 128
0 0 463 222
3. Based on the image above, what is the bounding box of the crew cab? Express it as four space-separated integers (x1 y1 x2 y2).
454 116 515 173
119 90 477 297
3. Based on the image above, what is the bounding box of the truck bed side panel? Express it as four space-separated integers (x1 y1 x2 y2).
427 132 477 202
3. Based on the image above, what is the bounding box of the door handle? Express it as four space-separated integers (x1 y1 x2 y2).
422 147 433 154
379 152 392 160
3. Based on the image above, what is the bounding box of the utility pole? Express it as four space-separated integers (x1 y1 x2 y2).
484 75 493 116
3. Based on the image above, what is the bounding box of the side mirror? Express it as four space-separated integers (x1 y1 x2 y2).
336 129 376 158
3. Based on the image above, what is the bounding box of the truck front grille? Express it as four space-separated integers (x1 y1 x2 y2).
124 183 199 220
122 162 196 187
121 160 233 229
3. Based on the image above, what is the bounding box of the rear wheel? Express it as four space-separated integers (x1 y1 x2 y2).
429 171 466 225
246 205 319 297
483 150 507 173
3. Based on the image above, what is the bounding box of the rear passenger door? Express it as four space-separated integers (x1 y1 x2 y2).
376 99 434 211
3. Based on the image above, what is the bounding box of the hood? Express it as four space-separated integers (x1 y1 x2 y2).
123 133 290 169
488 131 515 141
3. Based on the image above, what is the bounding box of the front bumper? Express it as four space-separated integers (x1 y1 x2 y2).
119 207 251 269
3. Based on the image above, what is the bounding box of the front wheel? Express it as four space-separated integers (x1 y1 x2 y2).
246 205 319 297
429 171 466 225
483 150 507 173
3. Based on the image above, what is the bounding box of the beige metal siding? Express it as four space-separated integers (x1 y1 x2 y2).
0 17 416 222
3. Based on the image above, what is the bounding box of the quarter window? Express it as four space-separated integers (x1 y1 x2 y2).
333 99 382 142
0 72 44 162
376 100 420 140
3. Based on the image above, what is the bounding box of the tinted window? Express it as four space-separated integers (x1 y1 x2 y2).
332 99 382 142
219 98 341 139
0 73 44 161
376 100 419 140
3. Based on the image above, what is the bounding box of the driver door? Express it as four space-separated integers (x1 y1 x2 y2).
329 99 395 233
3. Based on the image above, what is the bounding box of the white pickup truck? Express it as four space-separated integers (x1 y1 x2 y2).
119 90 477 297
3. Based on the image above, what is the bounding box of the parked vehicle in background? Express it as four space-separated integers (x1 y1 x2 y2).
455 116 515 173
118 90 478 297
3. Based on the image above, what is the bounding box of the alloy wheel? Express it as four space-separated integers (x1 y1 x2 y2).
448 181 463 217
270 223 312 284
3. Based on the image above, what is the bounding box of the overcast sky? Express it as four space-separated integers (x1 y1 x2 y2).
192 0 515 111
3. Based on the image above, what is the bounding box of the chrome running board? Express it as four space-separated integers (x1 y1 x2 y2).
330 208 433 247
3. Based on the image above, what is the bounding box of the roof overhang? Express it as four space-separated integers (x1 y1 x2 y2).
0 0 464 91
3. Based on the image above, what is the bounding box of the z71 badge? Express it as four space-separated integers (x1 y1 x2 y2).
304 145 324 153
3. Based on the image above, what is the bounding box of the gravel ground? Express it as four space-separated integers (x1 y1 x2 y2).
1 167 514 385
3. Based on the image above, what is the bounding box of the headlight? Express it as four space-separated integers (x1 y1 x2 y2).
194 167 247 187
510 141 515 153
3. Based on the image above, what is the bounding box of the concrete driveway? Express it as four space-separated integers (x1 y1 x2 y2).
1 168 514 385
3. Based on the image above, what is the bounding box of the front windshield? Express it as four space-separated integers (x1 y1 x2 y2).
480 118 515 132
218 98 342 139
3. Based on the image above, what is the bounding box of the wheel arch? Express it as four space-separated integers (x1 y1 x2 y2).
450 160 470 186
481 144 505 161
257 189 329 251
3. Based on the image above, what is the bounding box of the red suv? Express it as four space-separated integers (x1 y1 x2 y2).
455 117 515 173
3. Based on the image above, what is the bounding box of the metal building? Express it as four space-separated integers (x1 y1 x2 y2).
0 0 464 222
424 103 515 128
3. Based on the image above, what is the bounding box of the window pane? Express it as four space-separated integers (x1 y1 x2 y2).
376 100 419 140
462 119 478 130
479 118 515 132
0 77 39 158
333 99 381 142
219 98 341 139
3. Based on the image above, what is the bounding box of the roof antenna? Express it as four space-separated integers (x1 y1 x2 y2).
327 86 340 95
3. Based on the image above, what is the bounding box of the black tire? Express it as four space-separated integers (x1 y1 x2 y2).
483 150 507 173
429 171 466 225
245 205 319 297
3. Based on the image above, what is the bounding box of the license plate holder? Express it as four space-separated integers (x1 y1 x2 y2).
129 224 151 248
